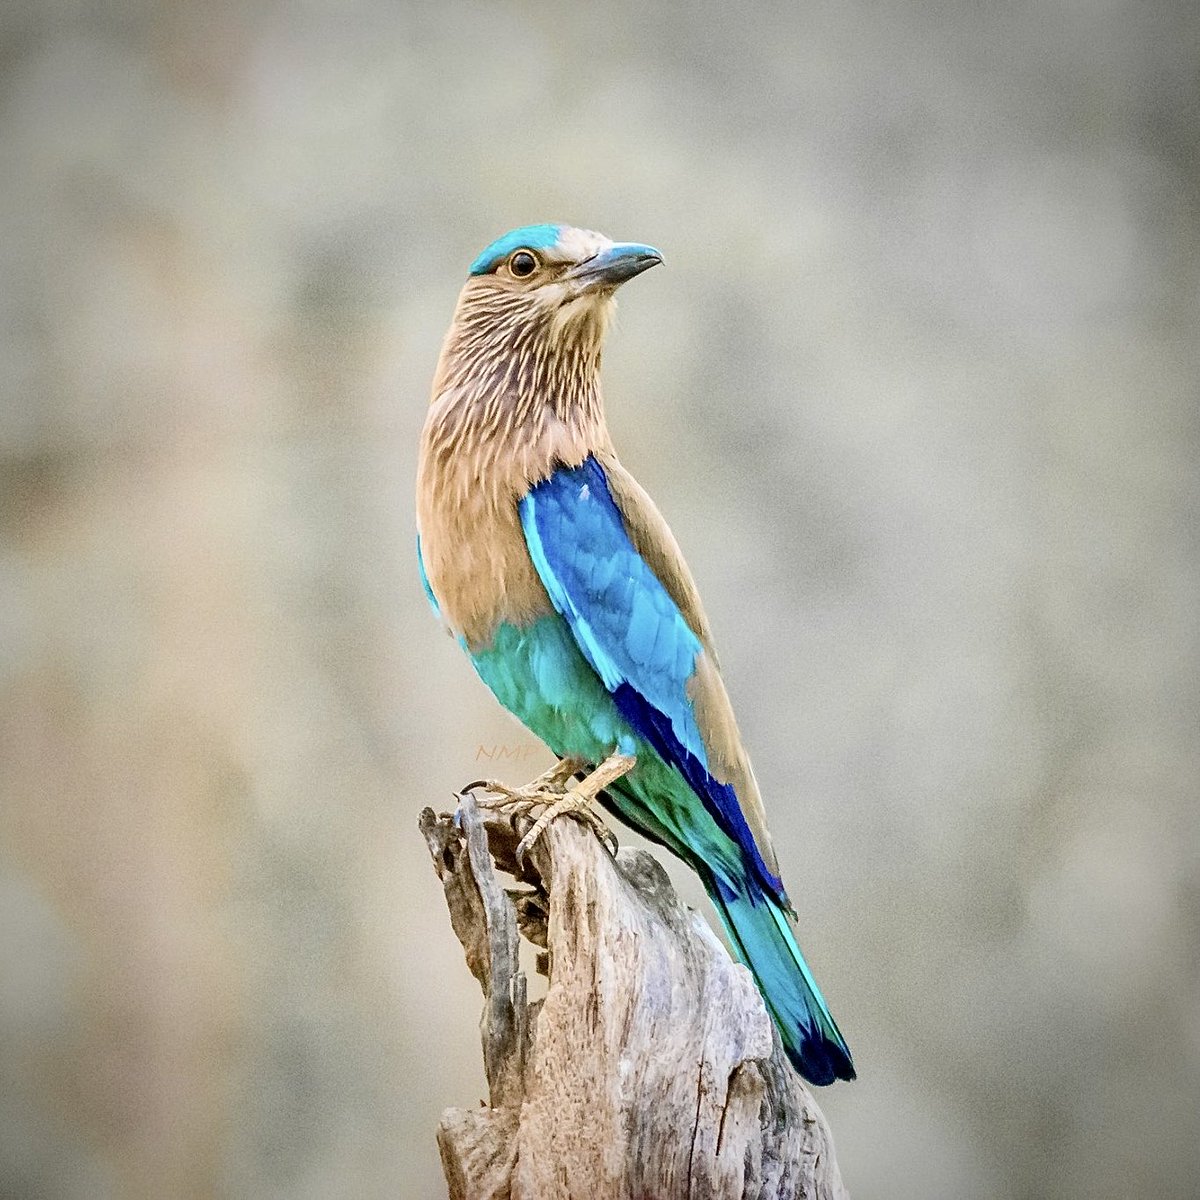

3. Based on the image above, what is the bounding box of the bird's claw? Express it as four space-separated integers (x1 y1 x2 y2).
513 788 620 863
461 752 634 866
463 756 586 810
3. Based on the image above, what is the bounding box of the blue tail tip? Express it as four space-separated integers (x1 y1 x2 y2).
787 1032 857 1086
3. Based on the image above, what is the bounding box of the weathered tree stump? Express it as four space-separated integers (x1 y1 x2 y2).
419 793 849 1200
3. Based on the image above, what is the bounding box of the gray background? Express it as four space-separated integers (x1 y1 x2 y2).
1 1 1197 1197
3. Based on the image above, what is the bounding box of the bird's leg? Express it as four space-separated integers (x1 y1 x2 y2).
513 752 636 863
463 756 587 814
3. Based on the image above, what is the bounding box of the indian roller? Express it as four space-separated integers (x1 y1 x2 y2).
416 224 855 1086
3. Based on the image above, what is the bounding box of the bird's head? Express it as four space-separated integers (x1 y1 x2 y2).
446 224 662 372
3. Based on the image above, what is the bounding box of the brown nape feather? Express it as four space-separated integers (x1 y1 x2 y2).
417 278 616 648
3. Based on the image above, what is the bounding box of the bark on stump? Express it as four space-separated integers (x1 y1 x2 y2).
419 793 849 1200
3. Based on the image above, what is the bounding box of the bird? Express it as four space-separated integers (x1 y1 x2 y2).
416 223 855 1086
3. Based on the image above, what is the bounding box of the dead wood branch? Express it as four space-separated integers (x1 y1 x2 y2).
418 794 849 1200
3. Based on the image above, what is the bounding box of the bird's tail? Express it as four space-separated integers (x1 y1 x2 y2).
710 877 855 1086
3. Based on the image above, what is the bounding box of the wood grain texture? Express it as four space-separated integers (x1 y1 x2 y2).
419 796 850 1200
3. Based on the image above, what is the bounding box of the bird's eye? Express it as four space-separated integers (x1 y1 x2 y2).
508 250 537 278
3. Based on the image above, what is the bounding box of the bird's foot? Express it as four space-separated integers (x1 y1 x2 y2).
463 755 587 814
513 752 635 862
464 752 635 865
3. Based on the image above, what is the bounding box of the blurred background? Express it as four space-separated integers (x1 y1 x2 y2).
1 1 1197 1197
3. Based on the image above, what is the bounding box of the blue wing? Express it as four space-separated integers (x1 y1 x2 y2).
519 456 784 902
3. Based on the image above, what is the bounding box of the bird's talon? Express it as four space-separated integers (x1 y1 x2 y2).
513 786 620 864
460 752 631 864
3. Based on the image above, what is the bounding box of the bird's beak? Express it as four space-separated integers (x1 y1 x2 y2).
567 242 663 289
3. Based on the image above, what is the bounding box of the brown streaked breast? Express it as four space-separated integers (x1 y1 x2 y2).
417 385 605 651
